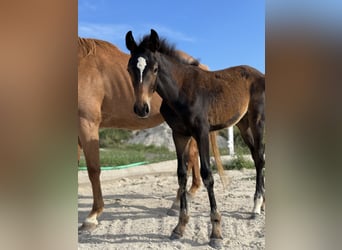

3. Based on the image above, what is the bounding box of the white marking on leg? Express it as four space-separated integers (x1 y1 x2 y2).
137 57 147 83
252 196 264 214
85 215 98 225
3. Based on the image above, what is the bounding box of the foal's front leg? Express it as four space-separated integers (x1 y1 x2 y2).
196 129 223 248
170 133 191 240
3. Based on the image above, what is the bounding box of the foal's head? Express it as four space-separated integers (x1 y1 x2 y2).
125 29 161 118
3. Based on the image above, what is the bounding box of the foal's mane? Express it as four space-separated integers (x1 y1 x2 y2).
78 37 114 57
139 35 200 67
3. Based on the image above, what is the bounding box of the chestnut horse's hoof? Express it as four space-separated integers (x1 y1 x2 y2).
167 201 180 216
167 208 178 216
170 231 182 240
78 222 97 233
209 238 223 249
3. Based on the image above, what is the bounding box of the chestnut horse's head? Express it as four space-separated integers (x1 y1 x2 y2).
125 29 160 118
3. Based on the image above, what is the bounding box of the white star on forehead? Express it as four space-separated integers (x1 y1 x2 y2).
137 57 147 83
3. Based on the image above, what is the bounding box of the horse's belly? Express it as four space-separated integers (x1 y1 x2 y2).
209 110 246 131
100 112 164 130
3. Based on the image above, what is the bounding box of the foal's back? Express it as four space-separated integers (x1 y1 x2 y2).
193 65 264 129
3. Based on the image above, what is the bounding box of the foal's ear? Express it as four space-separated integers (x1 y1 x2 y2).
149 29 160 52
125 31 137 52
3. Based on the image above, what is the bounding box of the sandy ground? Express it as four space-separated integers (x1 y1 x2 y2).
78 161 265 249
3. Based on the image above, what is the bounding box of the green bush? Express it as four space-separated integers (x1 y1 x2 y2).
224 154 254 170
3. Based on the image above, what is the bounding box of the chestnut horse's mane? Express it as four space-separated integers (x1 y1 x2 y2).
78 37 115 57
78 36 202 67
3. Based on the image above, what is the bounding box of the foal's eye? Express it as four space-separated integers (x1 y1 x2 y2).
153 66 158 74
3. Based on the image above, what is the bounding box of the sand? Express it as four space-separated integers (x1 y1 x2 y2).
78 161 265 249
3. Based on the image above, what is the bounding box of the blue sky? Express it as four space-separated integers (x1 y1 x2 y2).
79 0 264 72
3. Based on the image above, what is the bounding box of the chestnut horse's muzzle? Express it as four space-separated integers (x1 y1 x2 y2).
133 102 150 118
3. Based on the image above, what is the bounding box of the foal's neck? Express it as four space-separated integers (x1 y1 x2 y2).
155 53 192 105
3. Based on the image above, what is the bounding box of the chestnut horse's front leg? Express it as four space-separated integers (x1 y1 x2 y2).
78 117 104 232
170 132 191 240
187 138 201 197
167 137 200 216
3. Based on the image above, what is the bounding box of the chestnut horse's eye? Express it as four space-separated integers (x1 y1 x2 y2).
153 66 158 74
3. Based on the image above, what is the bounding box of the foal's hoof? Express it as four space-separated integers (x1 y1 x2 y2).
209 238 223 249
170 231 182 240
78 222 97 233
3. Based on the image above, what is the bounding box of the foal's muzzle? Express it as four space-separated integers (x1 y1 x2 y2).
133 102 150 118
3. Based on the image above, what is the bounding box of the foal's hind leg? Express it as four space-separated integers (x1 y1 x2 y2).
237 112 265 218
250 112 265 217
78 117 104 231
170 133 191 240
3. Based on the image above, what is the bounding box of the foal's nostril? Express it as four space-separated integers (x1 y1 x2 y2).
144 103 149 114
133 104 138 115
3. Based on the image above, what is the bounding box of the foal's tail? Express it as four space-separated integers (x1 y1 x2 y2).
209 132 229 188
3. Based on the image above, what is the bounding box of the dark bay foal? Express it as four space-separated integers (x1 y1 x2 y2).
125 29 265 248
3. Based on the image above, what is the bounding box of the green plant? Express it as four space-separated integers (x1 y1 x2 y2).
99 128 132 148
223 154 254 170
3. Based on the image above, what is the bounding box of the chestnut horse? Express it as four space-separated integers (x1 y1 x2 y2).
78 37 224 231
126 30 265 248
